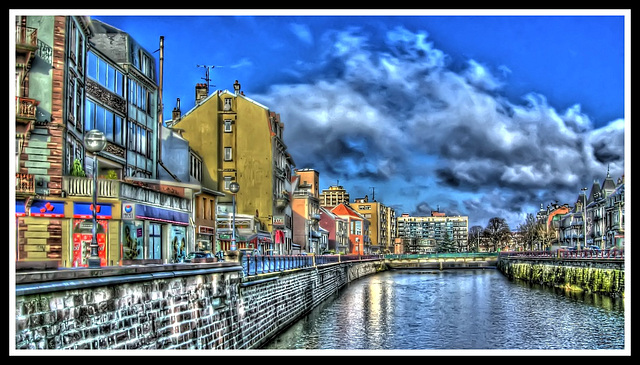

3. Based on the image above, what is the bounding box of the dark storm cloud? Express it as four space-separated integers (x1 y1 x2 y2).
252 24 625 228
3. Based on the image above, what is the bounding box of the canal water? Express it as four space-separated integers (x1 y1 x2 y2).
262 269 627 353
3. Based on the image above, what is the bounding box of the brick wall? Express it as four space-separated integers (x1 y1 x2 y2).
14 260 384 350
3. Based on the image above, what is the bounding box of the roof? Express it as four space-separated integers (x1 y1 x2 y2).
330 203 366 220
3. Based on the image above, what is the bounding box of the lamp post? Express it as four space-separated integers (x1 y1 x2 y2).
229 182 240 251
581 187 588 251
84 129 107 268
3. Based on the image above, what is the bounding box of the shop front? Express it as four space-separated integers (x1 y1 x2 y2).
121 202 190 264
71 202 113 267
15 199 65 264
216 213 272 254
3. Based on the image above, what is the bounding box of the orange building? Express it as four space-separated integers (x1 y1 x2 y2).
330 203 370 255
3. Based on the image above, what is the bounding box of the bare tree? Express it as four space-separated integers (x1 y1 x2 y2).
468 225 483 252
517 213 539 251
483 217 511 252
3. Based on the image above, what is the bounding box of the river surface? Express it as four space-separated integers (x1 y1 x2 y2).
262 269 627 353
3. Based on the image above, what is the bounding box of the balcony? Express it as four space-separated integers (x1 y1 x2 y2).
275 192 290 209
16 173 35 196
16 96 39 122
62 176 120 199
15 25 37 69
16 25 37 48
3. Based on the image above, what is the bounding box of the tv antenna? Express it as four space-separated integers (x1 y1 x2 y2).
196 64 224 93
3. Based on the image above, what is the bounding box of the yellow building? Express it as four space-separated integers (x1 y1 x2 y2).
168 81 294 253
351 195 396 254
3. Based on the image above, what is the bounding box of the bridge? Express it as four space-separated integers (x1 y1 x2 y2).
384 252 499 270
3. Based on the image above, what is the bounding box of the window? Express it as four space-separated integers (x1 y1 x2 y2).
148 223 162 260
224 147 232 161
140 51 151 78
76 88 83 130
67 78 75 123
69 22 77 64
224 176 232 191
224 119 233 132
85 100 125 146
224 98 232 111
86 51 124 97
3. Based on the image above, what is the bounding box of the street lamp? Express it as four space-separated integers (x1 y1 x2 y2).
84 129 107 268
229 181 240 251
581 187 588 251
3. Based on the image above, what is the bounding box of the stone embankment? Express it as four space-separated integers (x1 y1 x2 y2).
497 258 624 298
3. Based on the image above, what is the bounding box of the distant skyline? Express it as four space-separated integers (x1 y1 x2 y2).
14 9 630 229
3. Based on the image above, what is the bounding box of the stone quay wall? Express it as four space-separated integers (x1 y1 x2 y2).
14 259 386 350
497 257 625 298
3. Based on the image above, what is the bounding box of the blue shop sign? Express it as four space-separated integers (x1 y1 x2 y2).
30 200 65 217
15 200 26 217
73 202 113 219
136 204 189 225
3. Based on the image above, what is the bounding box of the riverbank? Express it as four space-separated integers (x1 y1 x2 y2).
497 258 624 298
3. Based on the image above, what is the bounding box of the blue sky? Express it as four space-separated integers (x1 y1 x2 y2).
87 9 628 229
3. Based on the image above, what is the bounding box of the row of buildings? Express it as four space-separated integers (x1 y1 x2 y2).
534 168 625 251
12 15 434 267
13 15 624 269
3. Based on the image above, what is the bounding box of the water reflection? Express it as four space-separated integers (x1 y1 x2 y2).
263 269 625 351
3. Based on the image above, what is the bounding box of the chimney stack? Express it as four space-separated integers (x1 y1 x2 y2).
196 83 208 103
172 98 181 121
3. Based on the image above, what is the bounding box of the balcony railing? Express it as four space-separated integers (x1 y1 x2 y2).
15 173 35 195
16 25 37 48
16 97 39 121
62 176 120 199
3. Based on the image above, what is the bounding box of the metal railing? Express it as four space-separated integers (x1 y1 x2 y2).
499 249 624 260
16 96 38 120
16 25 37 48
241 254 382 276
384 252 499 260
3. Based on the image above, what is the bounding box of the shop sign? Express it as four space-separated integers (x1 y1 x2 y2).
122 203 135 220
74 202 113 219
272 215 285 226
199 226 215 235
15 200 26 217
30 200 65 217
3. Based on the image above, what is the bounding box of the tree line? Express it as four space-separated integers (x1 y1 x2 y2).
465 214 552 253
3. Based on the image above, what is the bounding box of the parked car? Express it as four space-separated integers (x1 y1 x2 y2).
584 245 601 251
184 251 213 262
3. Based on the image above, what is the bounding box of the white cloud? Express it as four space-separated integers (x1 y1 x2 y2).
252 24 625 228
289 23 313 45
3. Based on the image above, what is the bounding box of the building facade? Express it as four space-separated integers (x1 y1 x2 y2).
330 203 370 255
320 184 350 208
351 195 396 254
396 212 469 253
559 169 625 250
14 16 198 268
168 81 294 254
291 169 321 254
318 206 349 254
15 15 91 265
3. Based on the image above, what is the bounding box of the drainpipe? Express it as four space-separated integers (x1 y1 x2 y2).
157 36 164 164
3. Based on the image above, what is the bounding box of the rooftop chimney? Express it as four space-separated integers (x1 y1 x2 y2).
196 83 208 103
172 98 181 121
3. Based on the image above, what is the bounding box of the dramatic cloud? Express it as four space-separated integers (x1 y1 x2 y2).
252 25 625 229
